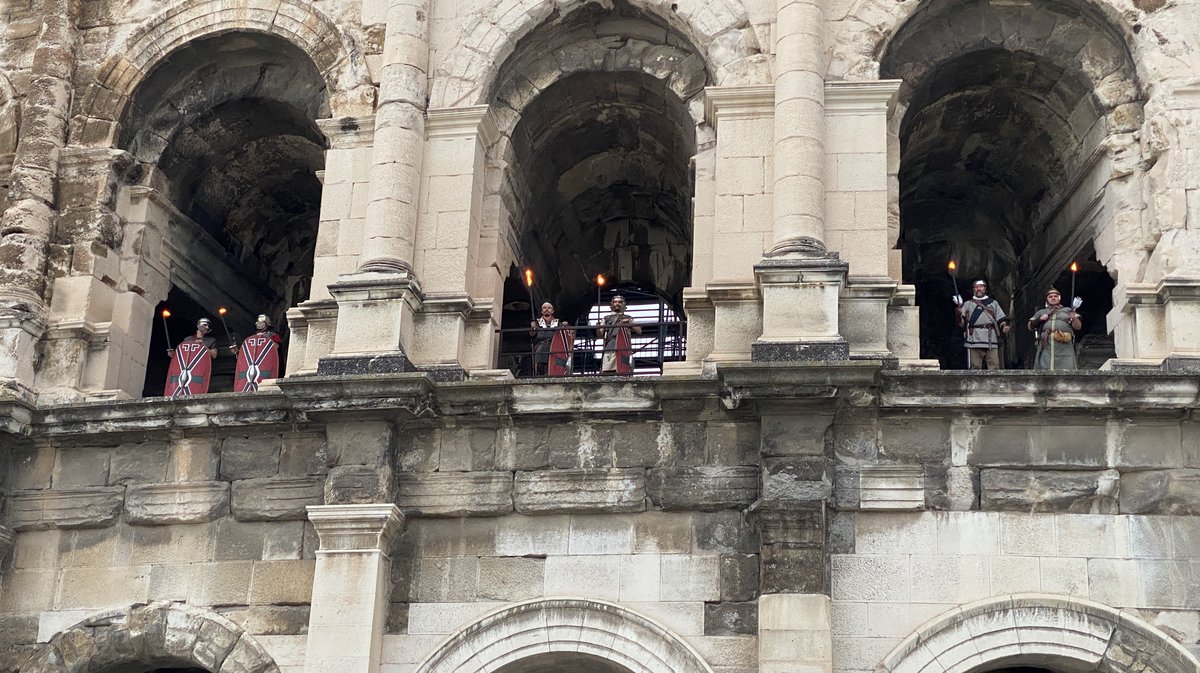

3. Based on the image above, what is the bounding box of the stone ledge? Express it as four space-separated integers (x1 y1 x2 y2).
126 481 230 524
6 487 125 530
395 472 512 516
514 468 646 514
231 477 324 521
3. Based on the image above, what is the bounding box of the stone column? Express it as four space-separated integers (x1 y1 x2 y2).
755 0 850 362
320 0 430 374
304 504 404 673
0 0 78 395
359 0 429 274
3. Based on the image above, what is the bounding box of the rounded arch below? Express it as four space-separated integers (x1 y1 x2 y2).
21 602 280 673
878 594 1200 673
415 598 716 673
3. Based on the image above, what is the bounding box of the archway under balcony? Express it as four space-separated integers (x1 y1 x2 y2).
116 31 329 395
882 0 1140 369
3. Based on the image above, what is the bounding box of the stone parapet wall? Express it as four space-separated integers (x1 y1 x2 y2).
2 367 1200 673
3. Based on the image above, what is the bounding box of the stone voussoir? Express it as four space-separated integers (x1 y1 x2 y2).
646 466 759 511
231 476 324 521
514 468 645 514
125 481 230 525
395 471 513 516
6 487 125 531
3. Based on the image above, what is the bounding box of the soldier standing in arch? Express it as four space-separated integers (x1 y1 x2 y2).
232 313 283 392
165 318 218 396
953 279 1010 369
596 295 641 375
1028 288 1082 371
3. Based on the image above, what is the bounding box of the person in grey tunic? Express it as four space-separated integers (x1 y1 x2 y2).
1027 288 1082 371
953 279 1010 369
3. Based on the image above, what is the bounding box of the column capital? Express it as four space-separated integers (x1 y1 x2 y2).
704 85 775 129
426 105 489 139
317 116 376 149
824 79 902 115
306 504 404 552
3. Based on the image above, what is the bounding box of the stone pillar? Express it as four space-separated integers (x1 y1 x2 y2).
407 106 494 374
0 0 78 396
771 0 826 256
287 118 376 376
759 594 833 673
359 0 429 274
755 0 850 362
698 87 773 368
304 504 403 673
320 0 430 374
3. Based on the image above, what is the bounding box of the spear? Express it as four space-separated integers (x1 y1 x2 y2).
161 309 174 352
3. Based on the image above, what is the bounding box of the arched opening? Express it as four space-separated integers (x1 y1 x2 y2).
483 0 704 374
882 0 1137 369
495 653 633 673
120 32 328 395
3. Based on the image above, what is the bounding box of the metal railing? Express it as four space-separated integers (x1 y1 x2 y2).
497 320 687 377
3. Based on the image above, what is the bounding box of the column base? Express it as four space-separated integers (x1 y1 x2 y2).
316 352 417 376
751 340 849 362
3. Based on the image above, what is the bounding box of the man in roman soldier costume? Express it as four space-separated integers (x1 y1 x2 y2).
1028 288 1082 371
530 303 573 376
596 295 641 375
233 313 282 392
165 318 218 396
953 279 1010 369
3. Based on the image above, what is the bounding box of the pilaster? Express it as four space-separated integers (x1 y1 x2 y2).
305 504 404 673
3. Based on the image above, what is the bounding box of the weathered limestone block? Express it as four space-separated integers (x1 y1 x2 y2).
859 464 924 510
762 456 831 500
646 466 759 510
1120 469 1200 515
754 501 826 593
980 469 1119 513
6 487 124 530
125 482 230 525
514 469 645 514
395 472 512 516
220 436 282 479
325 465 394 504
231 477 324 521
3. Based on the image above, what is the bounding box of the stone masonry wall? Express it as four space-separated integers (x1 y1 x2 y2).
3 371 1200 673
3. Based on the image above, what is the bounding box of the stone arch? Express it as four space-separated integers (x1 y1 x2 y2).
862 0 1143 367
20 602 280 673
415 598 716 673
877 594 1200 673
430 0 768 108
74 0 372 143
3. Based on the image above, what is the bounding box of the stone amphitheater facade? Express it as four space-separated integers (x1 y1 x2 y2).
2 1 1200 673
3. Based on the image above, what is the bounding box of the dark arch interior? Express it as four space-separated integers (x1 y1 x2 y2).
883 0 1134 368
125 32 328 395
493 652 634 673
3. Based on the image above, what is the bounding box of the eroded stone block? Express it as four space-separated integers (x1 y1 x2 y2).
646 466 758 510
980 469 1119 513
859 464 924 510
125 482 229 525
514 468 644 514
396 472 512 516
1120 469 1200 515
231 477 323 521
7 487 124 531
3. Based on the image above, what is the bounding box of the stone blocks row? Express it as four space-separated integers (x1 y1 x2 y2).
394 467 759 517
